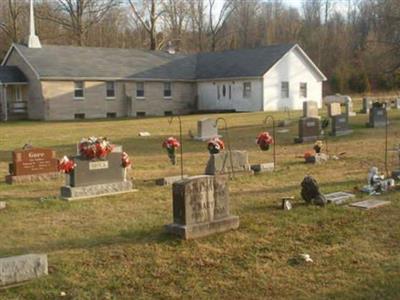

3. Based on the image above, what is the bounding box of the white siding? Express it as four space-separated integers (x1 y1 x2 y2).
263 47 323 111
197 79 263 112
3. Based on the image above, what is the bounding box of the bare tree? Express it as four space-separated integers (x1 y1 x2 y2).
162 0 189 50
207 0 234 51
128 0 165 50
0 0 26 43
189 0 206 51
38 0 120 46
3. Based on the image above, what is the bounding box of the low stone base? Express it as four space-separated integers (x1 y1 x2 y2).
5 172 60 184
251 163 274 173
193 135 222 142
294 136 320 143
331 129 353 136
367 122 388 128
166 215 240 239
305 153 329 164
0 254 48 288
60 181 134 201
155 175 189 186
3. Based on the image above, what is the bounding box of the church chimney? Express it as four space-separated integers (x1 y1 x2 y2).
27 0 42 48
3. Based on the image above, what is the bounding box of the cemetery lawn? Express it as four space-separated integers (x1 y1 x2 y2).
0 97 400 299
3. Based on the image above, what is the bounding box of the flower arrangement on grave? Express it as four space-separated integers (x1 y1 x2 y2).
256 131 274 151
121 152 131 168
78 136 114 160
58 156 76 174
207 137 225 154
162 137 180 165
313 140 323 154
304 150 314 160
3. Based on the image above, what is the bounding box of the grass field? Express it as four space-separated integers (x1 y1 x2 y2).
0 98 400 299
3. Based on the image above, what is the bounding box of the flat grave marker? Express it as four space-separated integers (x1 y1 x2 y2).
325 192 355 205
0 254 48 288
349 199 390 210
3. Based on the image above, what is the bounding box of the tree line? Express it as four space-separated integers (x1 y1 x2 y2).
1 0 399 94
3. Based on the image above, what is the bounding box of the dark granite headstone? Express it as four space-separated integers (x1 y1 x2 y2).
166 175 239 239
368 107 387 128
69 153 124 187
331 114 353 136
294 117 321 143
5 148 59 184
60 146 133 201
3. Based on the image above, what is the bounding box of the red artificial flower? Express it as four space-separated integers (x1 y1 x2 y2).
257 132 274 146
207 137 225 154
121 152 131 168
162 137 180 149
79 137 113 159
58 156 76 174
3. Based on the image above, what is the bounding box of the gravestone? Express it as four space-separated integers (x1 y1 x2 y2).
165 175 239 239
205 150 252 175
295 101 321 143
331 114 353 136
5 147 59 184
294 117 321 143
362 97 372 114
394 98 400 109
303 101 319 118
350 199 390 210
0 202 6 211
60 146 133 201
0 254 48 288
251 162 274 174
327 102 341 117
384 100 391 111
368 106 387 128
345 100 356 116
193 118 220 141
325 192 355 205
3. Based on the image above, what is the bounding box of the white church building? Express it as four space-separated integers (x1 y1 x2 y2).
0 2 326 121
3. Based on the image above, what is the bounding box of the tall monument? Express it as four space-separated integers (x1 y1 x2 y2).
27 0 42 48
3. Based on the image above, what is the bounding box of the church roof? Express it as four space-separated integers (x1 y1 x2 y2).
3 43 325 81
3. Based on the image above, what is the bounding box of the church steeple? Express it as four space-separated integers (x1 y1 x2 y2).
27 0 41 48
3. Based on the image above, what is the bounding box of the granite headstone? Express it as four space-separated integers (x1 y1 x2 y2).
368 106 387 128
60 146 133 201
165 175 239 239
331 114 353 136
193 118 220 141
5 147 59 184
205 150 252 175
